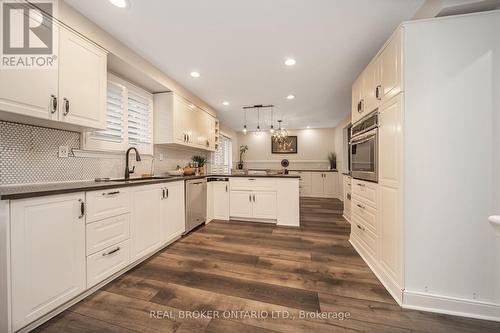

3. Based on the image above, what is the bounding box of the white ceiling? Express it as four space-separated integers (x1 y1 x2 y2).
64 0 423 130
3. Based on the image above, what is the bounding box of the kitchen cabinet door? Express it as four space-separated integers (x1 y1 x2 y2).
213 182 230 220
380 31 402 102
363 59 380 114
130 185 162 261
58 28 107 130
252 192 277 220
351 75 364 124
161 181 186 244
379 185 402 284
10 193 86 331
379 95 402 188
310 172 324 197
230 191 253 218
0 28 58 122
323 173 338 198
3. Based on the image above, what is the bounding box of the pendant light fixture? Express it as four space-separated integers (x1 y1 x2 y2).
242 109 248 134
256 107 261 135
270 107 275 134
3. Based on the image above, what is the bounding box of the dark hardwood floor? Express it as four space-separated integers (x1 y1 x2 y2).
34 197 500 332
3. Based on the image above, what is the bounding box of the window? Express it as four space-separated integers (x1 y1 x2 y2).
84 73 153 155
211 134 232 174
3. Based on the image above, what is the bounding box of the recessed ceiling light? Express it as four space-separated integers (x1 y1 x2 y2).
190 71 200 78
285 58 296 66
222 101 230 106
307 126 311 129
109 0 129 8
286 94 296 100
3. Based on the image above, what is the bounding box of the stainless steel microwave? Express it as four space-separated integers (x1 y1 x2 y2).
350 112 378 183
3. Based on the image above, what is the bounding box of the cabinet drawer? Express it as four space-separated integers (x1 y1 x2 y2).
352 214 377 257
86 188 130 223
86 214 130 255
87 240 130 288
230 178 276 191
351 198 377 234
352 179 378 208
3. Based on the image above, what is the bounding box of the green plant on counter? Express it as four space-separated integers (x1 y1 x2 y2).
192 155 206 167
328 152 337 170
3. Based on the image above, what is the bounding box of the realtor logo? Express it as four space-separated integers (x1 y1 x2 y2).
1 0 57 69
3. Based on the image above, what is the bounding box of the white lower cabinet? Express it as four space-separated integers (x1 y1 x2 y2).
86 240 130 288
160 181 186 244
130 185 163 262
86 213 130 255
342 175 352 222
299 172 338 198
212 181 229 220
252 192 277 219
230 191 254 218
10 193 86 332
230 190 277 220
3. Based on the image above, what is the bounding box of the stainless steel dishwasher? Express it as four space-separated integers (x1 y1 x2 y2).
185 178 207 233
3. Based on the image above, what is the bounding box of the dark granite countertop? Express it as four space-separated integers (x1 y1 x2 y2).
0 174 299 200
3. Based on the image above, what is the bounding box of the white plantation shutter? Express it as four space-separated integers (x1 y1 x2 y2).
127 91 152 146
84 74 153 154
97 82 125 143
212 134 232 174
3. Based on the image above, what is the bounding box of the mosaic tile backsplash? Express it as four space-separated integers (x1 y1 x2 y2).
0 121 205 185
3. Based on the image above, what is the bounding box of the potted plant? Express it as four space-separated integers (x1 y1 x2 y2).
328 152 337 170
192 155 206 174
238 145 248 169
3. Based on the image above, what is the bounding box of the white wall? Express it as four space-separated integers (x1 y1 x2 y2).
403 11 500 317
236 128 335 170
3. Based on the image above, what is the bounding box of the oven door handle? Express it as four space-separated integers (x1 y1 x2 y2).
351 135 376 146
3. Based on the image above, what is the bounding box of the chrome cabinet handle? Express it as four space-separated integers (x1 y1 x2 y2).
78 199 85 219
102 191 120 196
248 178 256 181
50 95 57 114
357 203 365 209
357 224 365 231
253 194 256 202
102 247 120 256
63 98 70 116
161 188 166 199
357 183 365 187
166 188 169 198
225 185 228 192
249 194 251 202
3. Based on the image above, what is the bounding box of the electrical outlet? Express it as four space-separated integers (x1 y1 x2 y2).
58 146 69 158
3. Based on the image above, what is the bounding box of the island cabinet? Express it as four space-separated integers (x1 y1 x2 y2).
154 92 217 151
290 171 337 198
228 177 300 227
0 26 107 131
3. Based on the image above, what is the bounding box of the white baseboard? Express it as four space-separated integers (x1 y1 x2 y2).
403 290 500 322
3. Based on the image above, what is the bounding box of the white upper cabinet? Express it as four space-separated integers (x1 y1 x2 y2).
352 29 402 124
379 31 402 102
154 92 217 151
363 58 381 115
0 27 107 131
58 28 107 129
10 193 86 331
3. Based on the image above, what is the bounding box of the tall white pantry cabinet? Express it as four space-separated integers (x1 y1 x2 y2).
350 11 500 321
